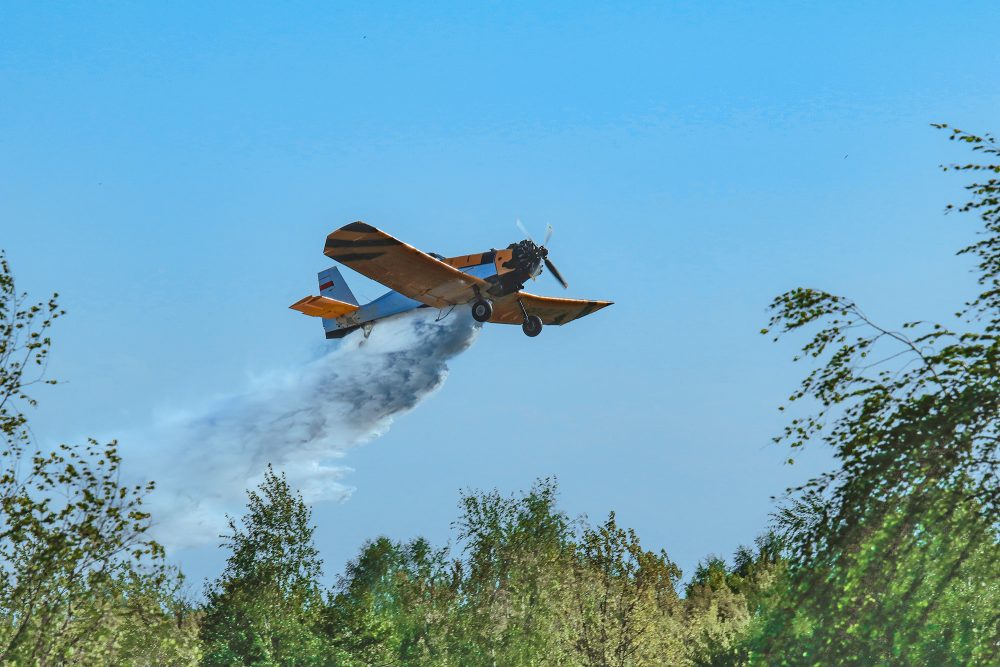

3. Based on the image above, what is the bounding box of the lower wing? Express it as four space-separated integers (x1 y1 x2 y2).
491 292 613 325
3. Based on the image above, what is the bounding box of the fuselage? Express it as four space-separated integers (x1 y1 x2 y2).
439 239 547 296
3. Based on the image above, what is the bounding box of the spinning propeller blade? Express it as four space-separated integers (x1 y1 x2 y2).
544 257 568 289
516 218 533 242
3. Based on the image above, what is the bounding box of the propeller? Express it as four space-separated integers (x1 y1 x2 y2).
516 218 533 243
515 219 569 289
544 256 568 289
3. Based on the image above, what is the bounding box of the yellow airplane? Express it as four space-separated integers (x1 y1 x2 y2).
292 221 613 339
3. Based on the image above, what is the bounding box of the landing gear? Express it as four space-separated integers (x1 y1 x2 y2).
515 297 542 337
522 315 543 337
471 299 493 322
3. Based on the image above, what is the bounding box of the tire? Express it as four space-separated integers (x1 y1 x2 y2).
522 315 543 337
472 299 493 322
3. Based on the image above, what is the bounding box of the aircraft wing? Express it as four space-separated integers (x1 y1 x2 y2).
491 292 613 326
324 222 489 308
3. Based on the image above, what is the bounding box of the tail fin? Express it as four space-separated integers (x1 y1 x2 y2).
317 267 358 306
290 267 361 320
289 266 366 339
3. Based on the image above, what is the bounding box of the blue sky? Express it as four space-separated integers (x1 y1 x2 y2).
3 2 998 585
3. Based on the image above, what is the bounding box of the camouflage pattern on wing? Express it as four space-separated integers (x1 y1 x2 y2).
324 222 489 308
490 292 613 325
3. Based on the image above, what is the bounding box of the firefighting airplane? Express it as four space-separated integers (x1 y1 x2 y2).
291 221 613 339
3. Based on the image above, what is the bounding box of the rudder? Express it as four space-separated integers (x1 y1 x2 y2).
318 266 358 306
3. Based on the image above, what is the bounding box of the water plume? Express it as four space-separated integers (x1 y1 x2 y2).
125 307 480 550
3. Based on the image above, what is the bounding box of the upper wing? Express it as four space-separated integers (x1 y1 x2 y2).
324 222 488 308
490 292 613 326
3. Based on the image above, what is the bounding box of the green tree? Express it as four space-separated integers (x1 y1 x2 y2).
753 126 1000 665
322 476 774 667
453 478 580 666
326 536 458 666
0 252 196 664
573 512 685 666
64 564 202 665
200 465 329 666
681 534 784 667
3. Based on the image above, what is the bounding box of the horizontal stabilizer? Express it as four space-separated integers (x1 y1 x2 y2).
290 295 360 319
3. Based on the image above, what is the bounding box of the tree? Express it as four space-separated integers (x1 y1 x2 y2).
573 512 685 667
326 536 458 666
200 465 329 666
0 251 195 664
65 564 202 665
453 477 581 666
754 126 1000 665
680 534 784 667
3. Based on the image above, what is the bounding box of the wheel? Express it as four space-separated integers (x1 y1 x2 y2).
522 315 543 337
471 299 493 322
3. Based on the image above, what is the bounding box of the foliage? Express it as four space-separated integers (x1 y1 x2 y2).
683 534 784 667
754 125 1000 665
573 512 685 666
57 564 202 665
326 536 458 666
452 478 580 665
200 465 329 666
324 479 770 667
0 252 198 665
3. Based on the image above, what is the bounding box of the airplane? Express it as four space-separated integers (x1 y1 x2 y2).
290 221 613 339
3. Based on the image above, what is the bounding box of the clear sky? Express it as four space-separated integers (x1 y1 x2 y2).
3 2 998 587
